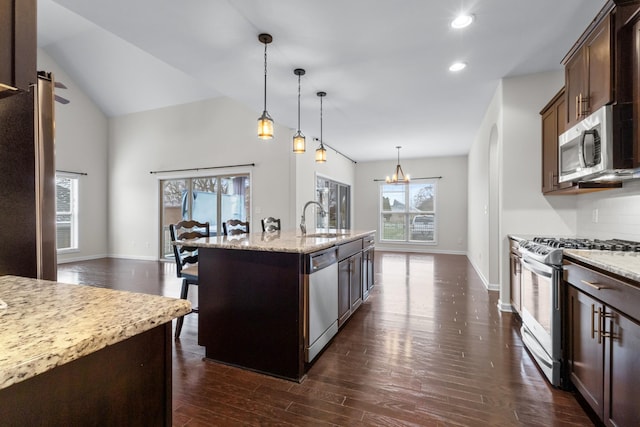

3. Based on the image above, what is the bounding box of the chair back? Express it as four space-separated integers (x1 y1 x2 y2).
261 217 281 232
169 220 210 277
223 219 250 236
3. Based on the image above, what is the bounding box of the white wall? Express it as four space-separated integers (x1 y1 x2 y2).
295 144 357 232
355 156 468 253
468 71 579 306
577 180 640 239
468 85 502 289
37 50 110 262
108 97 299 259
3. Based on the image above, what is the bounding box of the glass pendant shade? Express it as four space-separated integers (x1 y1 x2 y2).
257 111 274 140
293 131 306 153
257 33 273 140
315 145 327 163
293 68 306 153
315 91 327 163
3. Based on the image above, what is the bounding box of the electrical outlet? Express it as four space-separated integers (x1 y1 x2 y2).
592 209 599 223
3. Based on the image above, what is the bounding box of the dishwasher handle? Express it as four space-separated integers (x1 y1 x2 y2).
308 248 337 273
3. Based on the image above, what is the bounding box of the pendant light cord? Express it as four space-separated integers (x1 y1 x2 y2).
263 42 268 112
297 74 301 131
320 94 324 148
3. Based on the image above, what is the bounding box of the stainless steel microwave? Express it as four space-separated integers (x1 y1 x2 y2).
558 105 612 183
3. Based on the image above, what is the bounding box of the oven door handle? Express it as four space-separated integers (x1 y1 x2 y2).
521 257 553 278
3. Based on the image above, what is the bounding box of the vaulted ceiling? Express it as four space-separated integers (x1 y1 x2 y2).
38 0 605 162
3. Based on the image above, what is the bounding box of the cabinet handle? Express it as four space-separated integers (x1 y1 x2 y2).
591 304 597 340
581 279 606 290
600 312 616 341
597 306 605 344
575 95 580 120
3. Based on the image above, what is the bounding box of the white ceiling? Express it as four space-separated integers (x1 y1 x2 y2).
37 0 606 162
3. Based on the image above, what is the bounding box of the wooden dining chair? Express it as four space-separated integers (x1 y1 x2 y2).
261 217 281 232
223 219 250 236
170 219 209 339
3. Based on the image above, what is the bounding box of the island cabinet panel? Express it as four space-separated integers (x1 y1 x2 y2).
198 247 305 381
362 235 375 300
564 258 640 426
0 324 172 427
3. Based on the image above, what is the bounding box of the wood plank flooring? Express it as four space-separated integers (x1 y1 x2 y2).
57 252 593 426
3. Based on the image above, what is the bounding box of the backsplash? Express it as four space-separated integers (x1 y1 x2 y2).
577 179 640 241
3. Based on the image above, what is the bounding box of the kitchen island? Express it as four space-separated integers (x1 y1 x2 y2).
0 275 191 426
181 229 375 381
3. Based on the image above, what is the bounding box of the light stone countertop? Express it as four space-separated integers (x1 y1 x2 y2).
176 229 376 254
564 249 640 283
0 275 191 390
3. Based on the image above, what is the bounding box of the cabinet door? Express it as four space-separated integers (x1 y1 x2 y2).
350 252 362 311
604 308 640 426
586 17 612 116
0 0 36 91
541 89 573 194
362 247 374 300
509 252 521 313
567 285 604 419
566 49 587 127
338 259 350 326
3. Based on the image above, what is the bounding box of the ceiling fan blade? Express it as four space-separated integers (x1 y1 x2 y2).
55 94 70 104
54 81 68 89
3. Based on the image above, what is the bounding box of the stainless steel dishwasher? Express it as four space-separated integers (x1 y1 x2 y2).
304 247 339 363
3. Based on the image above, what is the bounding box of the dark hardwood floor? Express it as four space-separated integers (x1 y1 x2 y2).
58 252 593 426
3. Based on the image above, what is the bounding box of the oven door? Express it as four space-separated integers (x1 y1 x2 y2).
520 255 562 386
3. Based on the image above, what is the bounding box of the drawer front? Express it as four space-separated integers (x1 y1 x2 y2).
338 239 362 261
363 234 375 249
564 260 640 321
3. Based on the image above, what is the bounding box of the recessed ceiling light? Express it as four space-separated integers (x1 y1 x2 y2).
451 14 474 29
449 62 467 72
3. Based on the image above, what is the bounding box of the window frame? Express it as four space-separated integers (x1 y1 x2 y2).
316 174 351 231
379 180 437 244
159 172 252 260
55 173 80 253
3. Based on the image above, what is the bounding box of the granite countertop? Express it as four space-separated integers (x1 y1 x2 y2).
176 229 376 254
0 275 191 391
564 249 640 283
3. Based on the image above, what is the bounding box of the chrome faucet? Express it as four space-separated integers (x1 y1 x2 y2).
300 201 326 235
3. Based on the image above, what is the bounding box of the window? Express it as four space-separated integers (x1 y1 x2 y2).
380 181 436 243
56 175 79 252
316 176 350 230
160 174 250 258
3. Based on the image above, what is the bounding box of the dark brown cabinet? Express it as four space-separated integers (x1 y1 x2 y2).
564 13 612 128
0 0 36 93
362 235 375 301
337 237 369 327
541 88 573 194
564 258 640 426
567 285 605 416
509 238 521 314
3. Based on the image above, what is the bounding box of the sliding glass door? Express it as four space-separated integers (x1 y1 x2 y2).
160 174 250 259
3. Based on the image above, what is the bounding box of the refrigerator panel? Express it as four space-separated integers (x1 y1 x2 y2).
35 74 57 281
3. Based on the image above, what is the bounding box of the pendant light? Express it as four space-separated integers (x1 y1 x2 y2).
315 91 327 163
257 33 274 140
292 68 306 153
386 146 410 183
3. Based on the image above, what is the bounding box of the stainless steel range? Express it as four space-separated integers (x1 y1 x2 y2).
517 236 640 388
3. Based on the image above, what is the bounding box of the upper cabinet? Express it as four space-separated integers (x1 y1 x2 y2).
541 88 571 194
0 0 37 95
564 15 612 128
541 0 640 195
